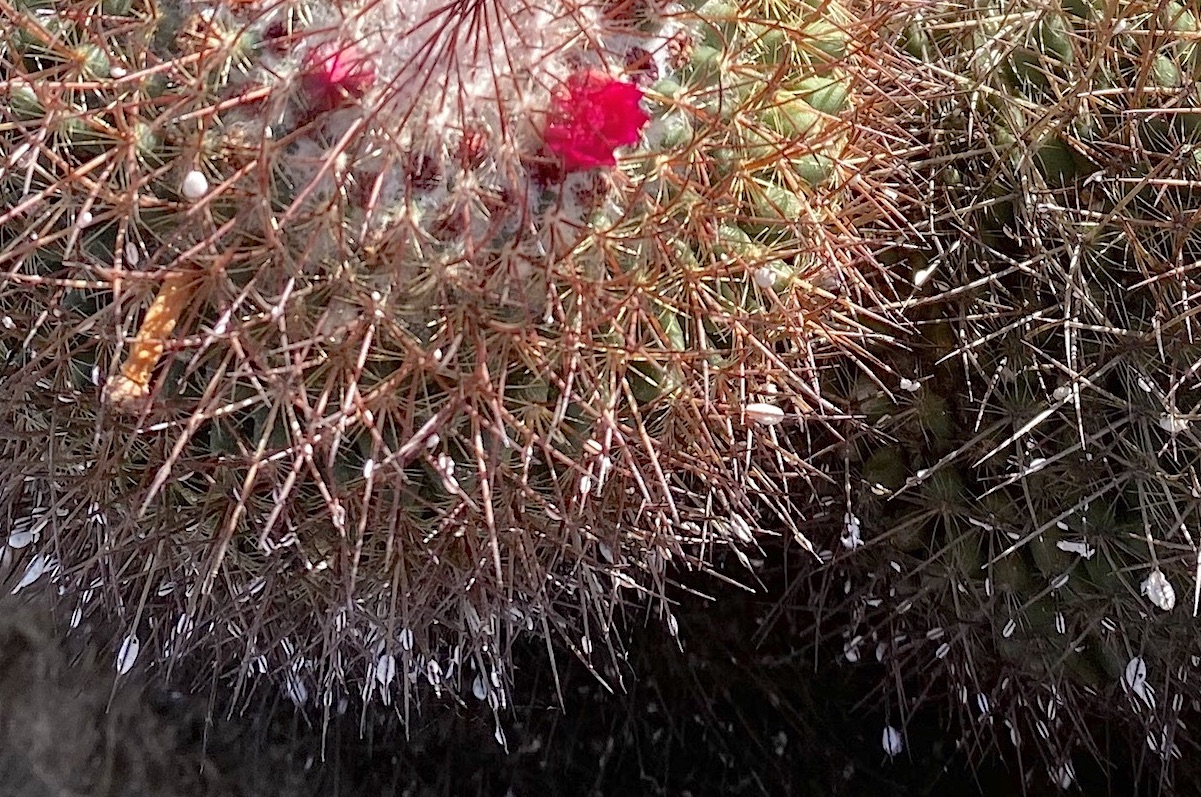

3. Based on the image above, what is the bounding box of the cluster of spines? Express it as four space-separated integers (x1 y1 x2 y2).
804 0 1201 789
0 0 911 727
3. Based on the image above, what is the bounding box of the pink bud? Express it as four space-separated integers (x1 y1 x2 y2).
302 42 375 111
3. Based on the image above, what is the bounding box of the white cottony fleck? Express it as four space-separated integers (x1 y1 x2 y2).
181 169 209 200
425 658 442 685
7 529 35 549
1141 569 1176 611
1158 414 1190 434
840 513 863 549
882 725 903 757
1006 719 1020 748
1055 539 1095 559
1124 656 1156 709
375 653 397 688
744 402 785 426
12 554 48 593
116 634 140 675
285 674 308 706
899 377 921 392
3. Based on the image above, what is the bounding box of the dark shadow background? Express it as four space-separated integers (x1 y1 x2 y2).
0 540 1160 797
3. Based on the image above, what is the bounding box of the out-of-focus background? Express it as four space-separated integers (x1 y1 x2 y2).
0 580 1153 797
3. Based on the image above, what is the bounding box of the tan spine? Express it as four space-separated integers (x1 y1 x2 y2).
104 269 196 411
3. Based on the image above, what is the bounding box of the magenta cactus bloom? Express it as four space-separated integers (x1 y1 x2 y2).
543 70 650 172
302 41 375 111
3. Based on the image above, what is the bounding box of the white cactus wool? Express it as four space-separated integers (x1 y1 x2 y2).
203 0 665 292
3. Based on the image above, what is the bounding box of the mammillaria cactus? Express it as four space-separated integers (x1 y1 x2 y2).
0 0 906 723
805 0 1201 789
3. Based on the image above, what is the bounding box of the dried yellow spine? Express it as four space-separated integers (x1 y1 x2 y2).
104 269 196 411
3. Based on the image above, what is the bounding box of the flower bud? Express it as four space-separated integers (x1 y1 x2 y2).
302 41 375 111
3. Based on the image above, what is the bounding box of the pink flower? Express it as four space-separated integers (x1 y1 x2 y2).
543 70 650 172
302 42 375 111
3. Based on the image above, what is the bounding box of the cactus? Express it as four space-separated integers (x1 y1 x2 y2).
808 0 1201 789
0 0 906 720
